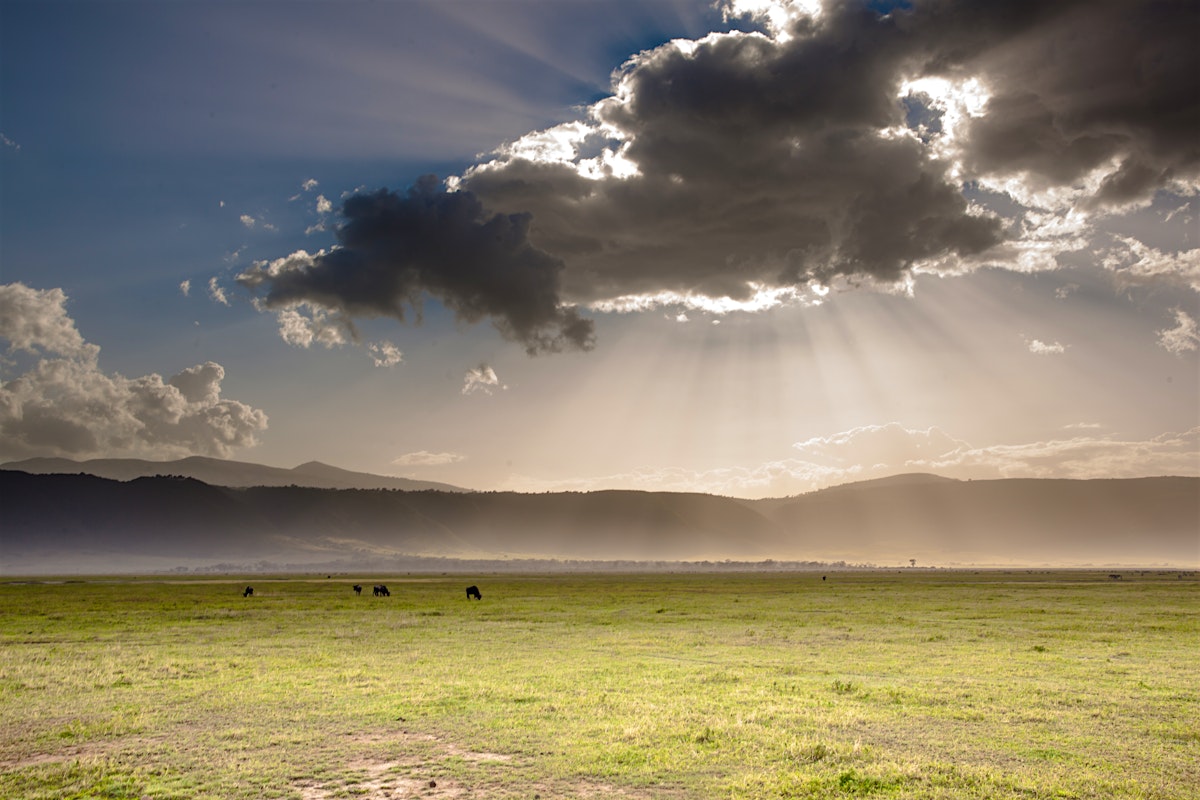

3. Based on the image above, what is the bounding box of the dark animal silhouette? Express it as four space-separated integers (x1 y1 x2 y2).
822 575 826 581
1109 573 1123 580
373 584 390 597
466 585 482 600
353 584 362 595
243 586 253 597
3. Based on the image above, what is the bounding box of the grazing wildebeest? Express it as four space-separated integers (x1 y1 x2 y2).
822 575 826 581
373 584 390 597
1109 573 1123 580
243 586 253 597
465 585 482 600
353 584 362 595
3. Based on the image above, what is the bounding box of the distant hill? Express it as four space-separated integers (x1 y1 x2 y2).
1 471 1195 574
747 472 958 515
0 456 468 493
749 475 1199 566
0 472 782 573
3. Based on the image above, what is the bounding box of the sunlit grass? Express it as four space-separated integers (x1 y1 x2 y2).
1 571 1197 798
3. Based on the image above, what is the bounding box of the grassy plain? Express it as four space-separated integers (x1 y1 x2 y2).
1 570 1197 799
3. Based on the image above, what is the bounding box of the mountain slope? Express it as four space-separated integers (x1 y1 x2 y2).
755 476 1199 565
0 456 467 492
1 471 1195 573
0 473 784 572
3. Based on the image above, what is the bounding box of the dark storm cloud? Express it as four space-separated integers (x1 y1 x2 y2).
458 0 1197 307
237 177 594 355
931 0 1200 206
467 133 1001 301
462 0 1010 303
249 0 1198 350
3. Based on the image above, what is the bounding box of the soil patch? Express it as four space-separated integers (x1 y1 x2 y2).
294 730 673 799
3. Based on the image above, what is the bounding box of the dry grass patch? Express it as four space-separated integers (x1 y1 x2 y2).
294 732 667 800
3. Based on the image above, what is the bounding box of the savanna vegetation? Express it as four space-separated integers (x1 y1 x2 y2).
1 570 1197 799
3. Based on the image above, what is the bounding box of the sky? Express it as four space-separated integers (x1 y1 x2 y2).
1 0 1198 499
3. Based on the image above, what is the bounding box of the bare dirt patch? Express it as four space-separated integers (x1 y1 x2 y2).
296 758 471 800
294 731 512 800
293 731 673 800
0 750 85 771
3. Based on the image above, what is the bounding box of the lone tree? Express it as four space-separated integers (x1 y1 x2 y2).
909 558 917 568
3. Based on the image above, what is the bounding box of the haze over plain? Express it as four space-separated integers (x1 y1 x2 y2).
2 0 1197 506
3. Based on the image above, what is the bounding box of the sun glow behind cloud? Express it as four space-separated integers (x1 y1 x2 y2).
588 283 823 315
723 0 822 42
898 76 991 171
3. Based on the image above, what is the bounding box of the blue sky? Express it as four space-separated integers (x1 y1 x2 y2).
2 0 1198 497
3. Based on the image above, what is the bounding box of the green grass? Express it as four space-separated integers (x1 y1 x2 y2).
1 571 1197 798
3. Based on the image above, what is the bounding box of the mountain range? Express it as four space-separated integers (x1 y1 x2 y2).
0 456 467 492
1 459 1196 573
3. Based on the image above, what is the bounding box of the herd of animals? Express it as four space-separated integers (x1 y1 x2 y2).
241 575 1152 599
241 583 482 599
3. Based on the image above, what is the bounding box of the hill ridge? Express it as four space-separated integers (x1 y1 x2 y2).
1 471 1195 573
0 455 468 493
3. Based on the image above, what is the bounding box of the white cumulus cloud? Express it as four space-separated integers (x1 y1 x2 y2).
274 305 349 350
1025 338 1067 355
792 423 971 471
462 363 504 395
0 283 268 461
207 277 230 306
367 340 403 368
0 283 96 359
1157 309 1200 355
1102 236 1200 294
